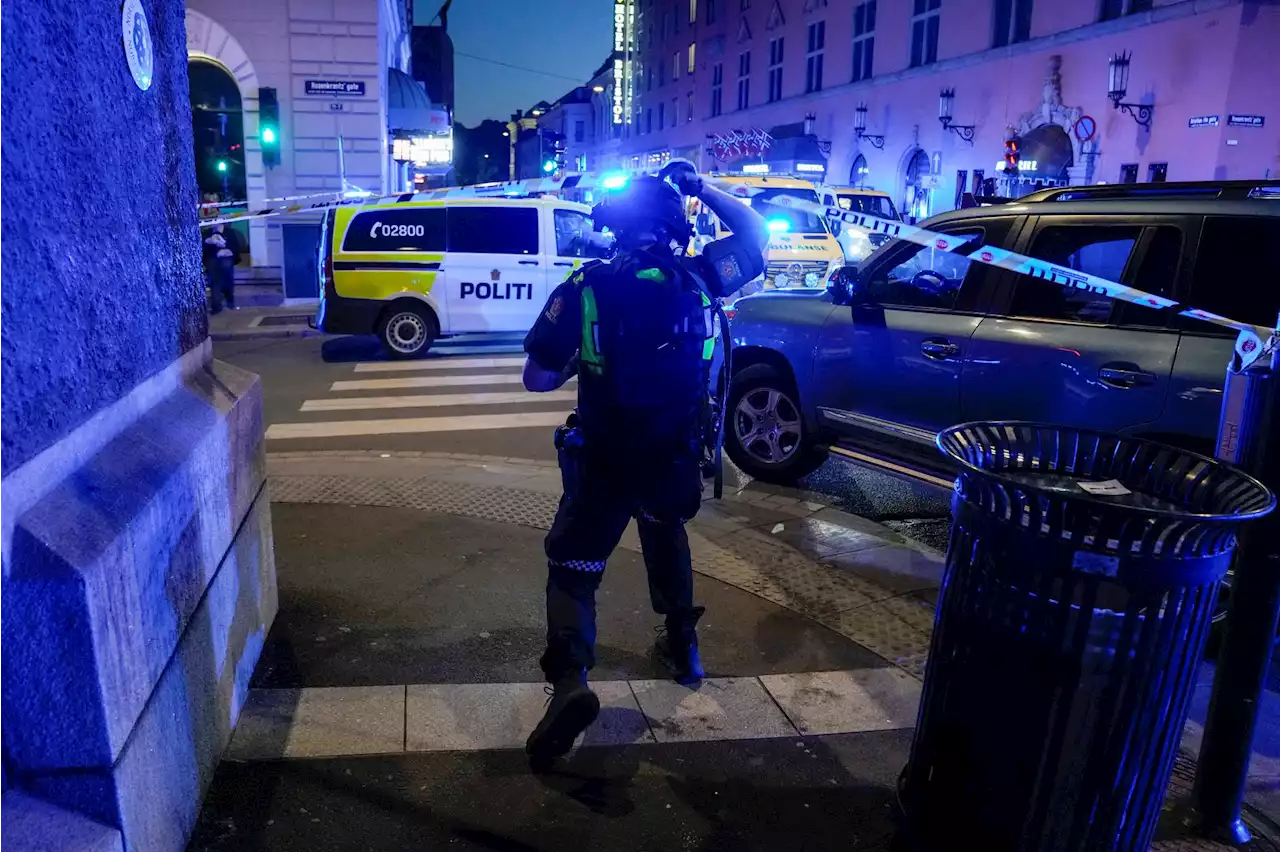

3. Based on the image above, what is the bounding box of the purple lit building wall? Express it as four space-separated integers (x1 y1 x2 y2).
593 0 1279 218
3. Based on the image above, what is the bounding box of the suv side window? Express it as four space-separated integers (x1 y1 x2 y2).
447 206 539 255
864 217 1014 311
1009 225 1141 324
1186 216 1280 333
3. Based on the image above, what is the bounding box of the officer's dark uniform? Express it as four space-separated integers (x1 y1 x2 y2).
523 249 719 685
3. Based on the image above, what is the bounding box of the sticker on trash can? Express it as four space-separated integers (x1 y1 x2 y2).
1073 551 1121 577
1078 479 1132 496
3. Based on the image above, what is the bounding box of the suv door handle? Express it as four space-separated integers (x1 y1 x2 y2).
519 260 540 266
1099 365 1157 387
920 339 960 359
553 261 574 267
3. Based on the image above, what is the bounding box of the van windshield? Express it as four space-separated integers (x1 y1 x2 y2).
837 194 900 221
750 188 830 236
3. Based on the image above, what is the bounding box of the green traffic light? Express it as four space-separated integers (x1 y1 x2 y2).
216 160 228 173
543 160 555 173
262 126 277 145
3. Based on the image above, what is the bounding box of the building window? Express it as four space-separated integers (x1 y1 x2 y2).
688 43 696 74
574 121 585 143
658 61 665 87
910 0 941 68
805 22 825 93
1119 163 1138 184
737 50 751 109
992 0 1032 47
852 1 876 82
646 108 653 133
1147 162 1168 183
767 37 784 102
706 0 717 24
673 97 679 124
1100 0 1152 22
687 91 694 121
690 0 697 23
673 51 681 80
658 102 665 129
711 62 724 116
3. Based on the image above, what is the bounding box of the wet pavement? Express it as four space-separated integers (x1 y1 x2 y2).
186 450 1280 851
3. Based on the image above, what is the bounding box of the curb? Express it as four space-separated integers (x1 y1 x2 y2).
212 327 321 341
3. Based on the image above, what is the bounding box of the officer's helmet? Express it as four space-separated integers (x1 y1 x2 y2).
591 175 692 250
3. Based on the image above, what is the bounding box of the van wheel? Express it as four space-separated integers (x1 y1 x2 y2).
377 304 437 359
723 364 825 485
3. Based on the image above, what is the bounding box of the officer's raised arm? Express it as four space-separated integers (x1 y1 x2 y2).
522 275 583 392
659 159 769 254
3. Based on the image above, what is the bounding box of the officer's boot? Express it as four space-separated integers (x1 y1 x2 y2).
654 606 706 685
525 670 600 772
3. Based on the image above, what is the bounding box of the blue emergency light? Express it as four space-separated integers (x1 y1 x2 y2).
766 218 790 233
601 173 629 190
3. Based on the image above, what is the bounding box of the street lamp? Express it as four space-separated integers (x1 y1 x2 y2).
853 103 885 150
938 88 975 144
1108 51 1153 130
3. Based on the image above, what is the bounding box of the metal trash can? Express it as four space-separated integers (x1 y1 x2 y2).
899 422 1274 852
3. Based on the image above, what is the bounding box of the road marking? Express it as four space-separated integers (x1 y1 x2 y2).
332 374 576 392
828 446 954 489
266 410 570 439
353 356 528 374
300 390 576 412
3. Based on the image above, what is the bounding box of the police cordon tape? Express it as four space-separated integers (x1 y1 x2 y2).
198 190 352 211
197 168 1277 353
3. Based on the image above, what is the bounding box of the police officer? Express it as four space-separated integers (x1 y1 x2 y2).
521 161 768 769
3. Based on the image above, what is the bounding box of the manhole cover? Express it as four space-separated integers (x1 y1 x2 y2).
256 314 311 327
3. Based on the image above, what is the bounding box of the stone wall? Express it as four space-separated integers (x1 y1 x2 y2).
0 0 277 849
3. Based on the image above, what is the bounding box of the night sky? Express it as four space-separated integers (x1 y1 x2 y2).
417 0 613 127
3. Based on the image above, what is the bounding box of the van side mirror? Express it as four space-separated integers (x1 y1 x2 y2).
827 265 863 305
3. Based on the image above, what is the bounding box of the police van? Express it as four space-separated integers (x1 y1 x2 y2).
315 196 601 358
813 184 901 263
691 175 844 292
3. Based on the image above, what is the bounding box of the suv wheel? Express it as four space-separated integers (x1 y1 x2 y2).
724 364 825 485
378 304 438 359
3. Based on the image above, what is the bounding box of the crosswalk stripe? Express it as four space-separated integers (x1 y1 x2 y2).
353 356 527 374
331 374 576 392
300 390 576 412
265 410 570 440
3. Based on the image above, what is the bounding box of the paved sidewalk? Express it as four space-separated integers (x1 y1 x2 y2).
187 451 1280 851
209 305 319 341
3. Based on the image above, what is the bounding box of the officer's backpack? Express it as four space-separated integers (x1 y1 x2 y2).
575 248 715 452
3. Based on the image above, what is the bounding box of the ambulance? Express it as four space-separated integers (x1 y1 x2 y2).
693 175 845 292
314 196 602 358
813 184 901 264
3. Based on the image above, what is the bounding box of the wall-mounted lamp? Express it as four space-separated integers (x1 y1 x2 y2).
592 85 605 93
853 104 885 150
938 89 975 144
1107 52 1153 130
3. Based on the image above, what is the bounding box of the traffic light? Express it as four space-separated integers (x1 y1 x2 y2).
543 159 556 173
1004 136 1020 173
216 159 228 173
259 87 281 168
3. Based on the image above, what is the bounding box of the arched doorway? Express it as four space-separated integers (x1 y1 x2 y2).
903 149 932 223
1007 123 1073 197
849 154 868 188
189 59 246 205
186 8 267 267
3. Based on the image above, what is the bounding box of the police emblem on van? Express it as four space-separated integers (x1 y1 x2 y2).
491 269 501 281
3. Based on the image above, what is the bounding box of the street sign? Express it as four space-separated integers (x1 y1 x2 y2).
305 80 366 97
1073 115 1096 142
1189 115 1221 128
328 102 345 112
1228 114 1265 128
121 0 154 91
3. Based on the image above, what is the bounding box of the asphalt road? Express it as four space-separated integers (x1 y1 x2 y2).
214 333 952 550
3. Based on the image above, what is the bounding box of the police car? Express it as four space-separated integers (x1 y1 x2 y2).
315 196 604 358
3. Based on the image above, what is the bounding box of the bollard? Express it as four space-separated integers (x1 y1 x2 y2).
1193 325 1280 844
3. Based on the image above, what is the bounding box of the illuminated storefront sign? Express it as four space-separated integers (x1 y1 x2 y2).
795 162 825 173
393 134 453 166
741 163 770 174
995 159 1039 172
613 0 634 125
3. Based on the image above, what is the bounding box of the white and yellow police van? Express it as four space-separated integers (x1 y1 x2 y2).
690 174 844 292
315 196 600 358
814 184 901 263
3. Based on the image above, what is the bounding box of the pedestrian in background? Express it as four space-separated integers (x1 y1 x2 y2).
203 223 241 313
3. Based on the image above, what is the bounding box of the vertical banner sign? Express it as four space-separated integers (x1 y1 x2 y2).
613 0 633 125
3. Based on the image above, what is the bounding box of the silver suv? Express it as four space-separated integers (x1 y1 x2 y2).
722 180 1280 485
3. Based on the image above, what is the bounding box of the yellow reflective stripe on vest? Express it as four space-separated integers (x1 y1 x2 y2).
700 292 715 361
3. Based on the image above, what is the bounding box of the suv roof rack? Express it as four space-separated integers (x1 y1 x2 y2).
1019 180 1280 203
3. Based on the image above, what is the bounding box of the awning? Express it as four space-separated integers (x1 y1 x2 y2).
388 67 449 133
1017 124 1073 180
